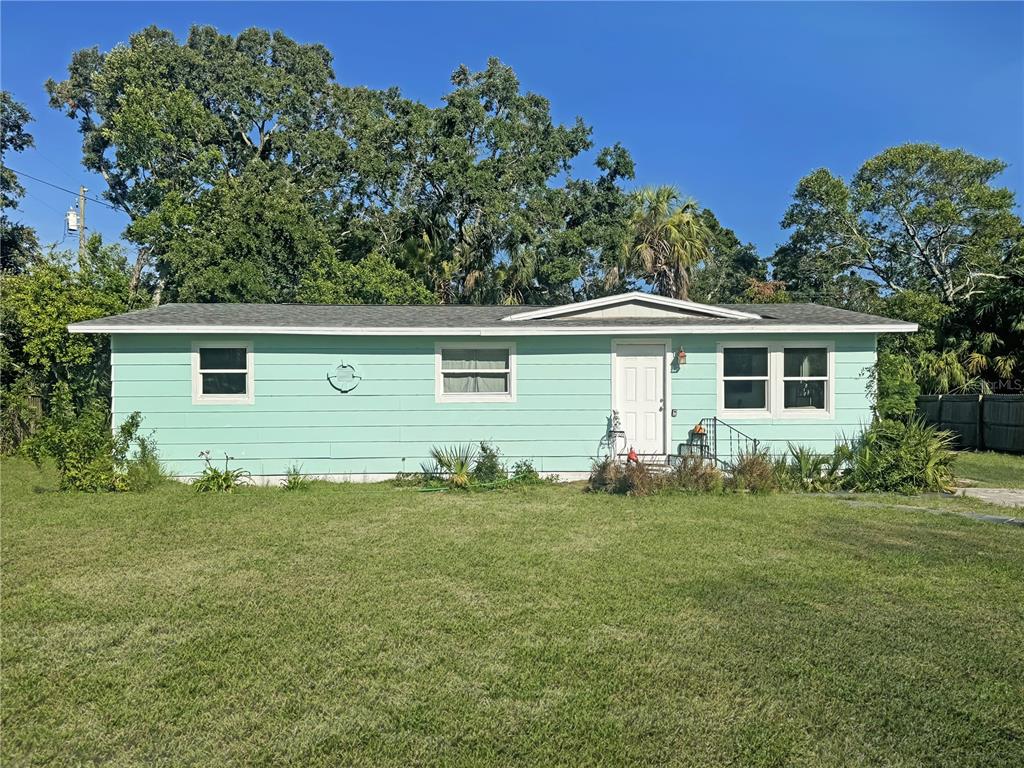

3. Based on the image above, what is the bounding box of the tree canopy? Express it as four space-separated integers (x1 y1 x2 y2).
774 144 1022 307
774 143 1024 391
46 28 656 305
1 91 39 272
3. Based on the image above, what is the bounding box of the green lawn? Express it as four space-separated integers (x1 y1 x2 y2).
955 450 1024 488
3 458 1023 767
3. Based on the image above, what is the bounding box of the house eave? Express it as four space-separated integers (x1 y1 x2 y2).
67 322 919 336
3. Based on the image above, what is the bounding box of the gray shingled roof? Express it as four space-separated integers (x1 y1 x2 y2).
68 301 914 331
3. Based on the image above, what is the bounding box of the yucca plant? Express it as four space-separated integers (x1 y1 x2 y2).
430 444 477 489
849 418 956 493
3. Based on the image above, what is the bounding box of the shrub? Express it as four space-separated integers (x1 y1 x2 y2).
281 464 313 491
193 451 251 492
392 471 429 487
875 352 920 421
727 450 780 493
781 443 850 492
0 376 42 454
587 456 623 493
669 455 723 493
123 434 167 491
848 418 956 493
614 461 662 497
589 457 662 496
430 444 476 488
25 389 160 492
511 459 542 484
473 441 507 483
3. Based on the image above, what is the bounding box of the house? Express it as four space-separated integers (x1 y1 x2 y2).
68 292 917 481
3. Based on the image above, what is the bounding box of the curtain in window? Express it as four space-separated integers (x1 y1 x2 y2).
441 348 510 394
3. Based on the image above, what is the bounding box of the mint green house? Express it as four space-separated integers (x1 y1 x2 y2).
69 293 916 481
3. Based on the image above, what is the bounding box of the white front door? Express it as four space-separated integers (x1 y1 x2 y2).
614 342 666 455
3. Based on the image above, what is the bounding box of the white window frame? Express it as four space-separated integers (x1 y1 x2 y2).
192 340 254 405
717 342 772 418
716 341 834 419
779 342 834 418
435 341 517 403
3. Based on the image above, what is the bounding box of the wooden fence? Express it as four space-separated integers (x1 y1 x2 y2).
916 394 1024 453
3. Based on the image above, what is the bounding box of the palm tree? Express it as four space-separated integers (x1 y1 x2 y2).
623 186 712 300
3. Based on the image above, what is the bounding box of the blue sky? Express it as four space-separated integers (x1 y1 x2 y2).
2 1 1022 260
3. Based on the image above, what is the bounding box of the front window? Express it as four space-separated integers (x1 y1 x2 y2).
436 343 515 402
193 342 253 404
722 347 769 411
718 342 834 418
783 347 828 410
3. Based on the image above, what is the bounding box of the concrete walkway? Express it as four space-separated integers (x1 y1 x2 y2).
955 488 1024 509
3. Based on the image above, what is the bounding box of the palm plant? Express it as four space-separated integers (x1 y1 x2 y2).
495 247 539 305
785 443 850 492
622 186 712 300
430 443 477 488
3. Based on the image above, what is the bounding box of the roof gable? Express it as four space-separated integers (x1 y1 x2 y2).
501 292 762 322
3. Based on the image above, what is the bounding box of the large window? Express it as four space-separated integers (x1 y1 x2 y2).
718 342 833 418
192 342 253 404
722 347 769 411
436 343 516 402
783 347 828 411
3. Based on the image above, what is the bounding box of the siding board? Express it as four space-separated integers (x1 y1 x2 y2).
112 331 877 476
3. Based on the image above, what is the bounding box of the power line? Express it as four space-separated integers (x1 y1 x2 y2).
5 167 123 211
20 189 65 215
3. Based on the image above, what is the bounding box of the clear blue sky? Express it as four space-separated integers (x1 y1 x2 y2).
2 1 1022 259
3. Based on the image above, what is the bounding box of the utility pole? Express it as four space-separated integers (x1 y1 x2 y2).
78 186 87 263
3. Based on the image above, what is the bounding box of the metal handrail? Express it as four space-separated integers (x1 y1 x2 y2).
697 416 761 469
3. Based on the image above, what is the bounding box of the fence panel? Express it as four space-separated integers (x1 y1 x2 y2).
916 394 1024 454
982 395 1024 453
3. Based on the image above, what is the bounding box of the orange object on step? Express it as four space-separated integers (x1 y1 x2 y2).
693 423 705 435
627 448 639 463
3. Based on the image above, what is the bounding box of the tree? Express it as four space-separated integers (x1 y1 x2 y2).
622 186 712 300
297 251 434 305
688 208 766 303
48 31 635 306
341 58 609 304
774 144 1021 308
742 279 791 304
46 26 349 300
1 91 39 272
1 237 148 449
136 163 335 303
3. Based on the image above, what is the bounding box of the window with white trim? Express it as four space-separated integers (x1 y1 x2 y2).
783 347 828 411
722 346 770 411
192 342 253 404
717 342 834 418
436 343 515 402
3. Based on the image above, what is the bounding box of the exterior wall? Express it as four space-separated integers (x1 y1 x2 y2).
668 333 877 462
111 332 876 479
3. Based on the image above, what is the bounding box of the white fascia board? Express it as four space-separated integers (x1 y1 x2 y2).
67 322 918 336
500 291 763 321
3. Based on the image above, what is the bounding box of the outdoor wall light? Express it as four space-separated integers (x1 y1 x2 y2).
677 347 687 364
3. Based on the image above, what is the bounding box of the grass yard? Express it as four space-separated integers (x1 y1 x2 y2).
3 458 1023 767
955 450 1024 488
